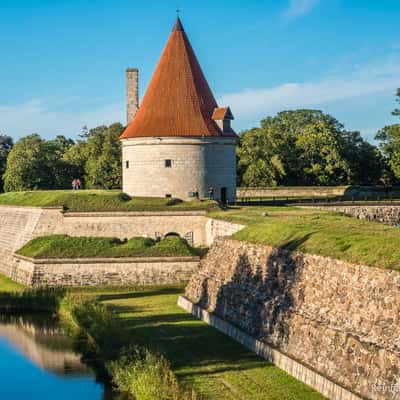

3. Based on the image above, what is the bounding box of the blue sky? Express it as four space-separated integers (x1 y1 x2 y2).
0 0 399 142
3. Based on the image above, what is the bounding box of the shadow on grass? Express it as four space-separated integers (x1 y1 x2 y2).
279 232 315 251
98 286 183 302
102 300 269 375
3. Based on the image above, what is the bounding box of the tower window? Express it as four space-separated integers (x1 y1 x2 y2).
125 161 129 169
165 159 172 168
165 194 172 198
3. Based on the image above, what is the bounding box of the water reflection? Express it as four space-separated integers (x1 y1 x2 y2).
0 314 115 400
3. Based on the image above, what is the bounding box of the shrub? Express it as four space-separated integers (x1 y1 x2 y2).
108 346 198 400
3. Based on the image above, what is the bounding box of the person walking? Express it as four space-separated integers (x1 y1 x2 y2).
208 186 214 200
76 178 81 190
72 179 77 190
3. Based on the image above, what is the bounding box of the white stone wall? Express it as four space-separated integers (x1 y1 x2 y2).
205 218 245 246
14 256 200 287
122 136 237 202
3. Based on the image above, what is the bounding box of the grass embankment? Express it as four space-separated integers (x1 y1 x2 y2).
210 206 400 270
0 278 325 400
0 190 216 212
17 235 200 259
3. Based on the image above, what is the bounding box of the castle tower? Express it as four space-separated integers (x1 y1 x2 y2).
120 18 237 202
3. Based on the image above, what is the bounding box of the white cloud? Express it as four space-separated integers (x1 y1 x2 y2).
0 99 124 140
218 58 400 125
283 0 320 20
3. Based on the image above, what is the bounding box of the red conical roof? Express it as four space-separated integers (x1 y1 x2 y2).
120 18 227 139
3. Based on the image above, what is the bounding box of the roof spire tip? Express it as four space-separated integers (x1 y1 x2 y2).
173 12 184 32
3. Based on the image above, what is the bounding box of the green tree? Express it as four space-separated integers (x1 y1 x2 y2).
340 131 384 185
3 134 77 191
237 128 285 187
0 135 13 191
376 89 400 182
64 123 124 189
238 109 382 187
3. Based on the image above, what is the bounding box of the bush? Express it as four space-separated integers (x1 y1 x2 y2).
108 346 198 400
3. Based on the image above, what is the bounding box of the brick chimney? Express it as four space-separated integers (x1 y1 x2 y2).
126 68 139 125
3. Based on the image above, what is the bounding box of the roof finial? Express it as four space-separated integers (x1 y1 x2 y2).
173 8 184 32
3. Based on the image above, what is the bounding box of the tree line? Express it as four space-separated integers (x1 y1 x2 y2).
0 89 399 192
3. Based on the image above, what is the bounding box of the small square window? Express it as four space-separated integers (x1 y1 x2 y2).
125 161 129 169
165 159 172 168
165 194 172 198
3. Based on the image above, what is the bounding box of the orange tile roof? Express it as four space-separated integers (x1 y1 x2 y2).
120 18 235 139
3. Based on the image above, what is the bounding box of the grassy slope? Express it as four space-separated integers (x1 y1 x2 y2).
0 277 325 399
0 190 216 212
210 206 400 271
17 236 199 259
0 274 23 291
81 284 325 400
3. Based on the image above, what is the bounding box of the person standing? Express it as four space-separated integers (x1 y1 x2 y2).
72 179 77 190
76 178 81 190
208 186 214 200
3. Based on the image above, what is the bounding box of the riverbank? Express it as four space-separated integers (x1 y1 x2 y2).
0 277 325 399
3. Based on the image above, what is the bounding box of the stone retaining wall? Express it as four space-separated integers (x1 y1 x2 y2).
178 296 361 400
12 255 200 286
184 238 400 400
0 205 243 285
205 218 245 246
303 205 400 226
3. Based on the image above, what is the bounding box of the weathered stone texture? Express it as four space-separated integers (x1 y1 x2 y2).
126 68 139 124
304 205 400 226
185 238 400 400
0 205 243 285
14 256 199 286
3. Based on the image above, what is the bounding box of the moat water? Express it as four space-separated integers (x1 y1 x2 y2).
0 315 113 400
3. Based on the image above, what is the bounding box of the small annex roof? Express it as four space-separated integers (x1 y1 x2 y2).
120 18 236 139
212 107 234 121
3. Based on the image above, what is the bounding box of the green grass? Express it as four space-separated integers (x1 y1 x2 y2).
0 274 23 292
0 190 217 212
209 206 400 271
95 285 326 400
0 277 325 399
16 235 200 259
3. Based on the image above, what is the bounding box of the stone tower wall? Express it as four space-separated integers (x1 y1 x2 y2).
122 136 237 201
126 68 139 124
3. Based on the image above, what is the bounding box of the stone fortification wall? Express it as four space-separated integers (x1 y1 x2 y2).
0 205 243 285
0 206 45 277
303 205 400 226
205 218 245 246
13 255 200 286
184 238 400 400
237 187 348 198
36 210 209 245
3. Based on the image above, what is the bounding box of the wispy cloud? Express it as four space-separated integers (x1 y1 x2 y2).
0 100 124 140
218 57 400 125
283 0 320 20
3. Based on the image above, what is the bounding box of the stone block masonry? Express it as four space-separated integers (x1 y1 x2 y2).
184 238 400 400
126 68 139 124
178 296 362 400
0 205 243 285
13 255 200 286
303 205 400 226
